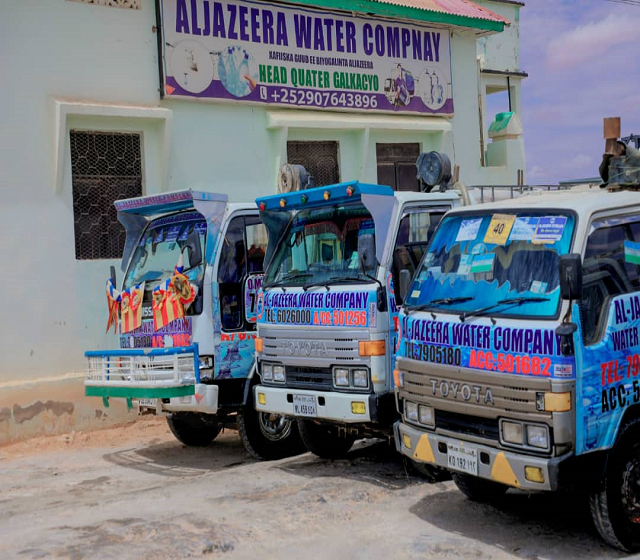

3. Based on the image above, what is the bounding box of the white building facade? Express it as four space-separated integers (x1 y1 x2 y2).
0 0 525 441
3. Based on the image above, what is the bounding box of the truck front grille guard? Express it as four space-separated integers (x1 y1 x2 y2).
84 344 200 402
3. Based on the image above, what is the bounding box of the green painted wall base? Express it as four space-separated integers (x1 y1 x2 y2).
85 384 195 400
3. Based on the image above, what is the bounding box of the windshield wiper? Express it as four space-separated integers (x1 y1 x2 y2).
459 297 550 322
263 272 312 290
404 297 475 315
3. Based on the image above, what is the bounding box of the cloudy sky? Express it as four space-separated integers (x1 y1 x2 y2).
517 0 640 184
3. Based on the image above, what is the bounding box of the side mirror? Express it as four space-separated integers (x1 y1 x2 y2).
398 270 412 305
183 229 203 268
357 234 376 272
559 254 583 301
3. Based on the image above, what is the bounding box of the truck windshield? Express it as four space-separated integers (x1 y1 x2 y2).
124 211 206 291
405 211 575 318
264 202 377 287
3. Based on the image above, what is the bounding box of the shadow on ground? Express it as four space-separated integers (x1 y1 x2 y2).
102 429 254 477
279 439 426 491
410 487 627 559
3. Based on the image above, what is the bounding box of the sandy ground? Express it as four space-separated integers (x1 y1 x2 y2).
0 417 633 560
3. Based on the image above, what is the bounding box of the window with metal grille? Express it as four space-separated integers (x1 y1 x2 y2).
70 131 143 260
376 143 420 192
287 141 339 187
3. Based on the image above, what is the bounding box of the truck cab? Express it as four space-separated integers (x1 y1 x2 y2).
394 182 640 551
84 190 303 459
253 180 462 458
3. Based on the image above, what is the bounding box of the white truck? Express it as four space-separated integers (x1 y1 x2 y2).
252 174 466 458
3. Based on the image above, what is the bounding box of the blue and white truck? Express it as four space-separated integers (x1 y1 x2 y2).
394 136 640 551
84 190 303 459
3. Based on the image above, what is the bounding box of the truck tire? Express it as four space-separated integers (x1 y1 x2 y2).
166 412 220 446
590 420 640 552
297 419 356 459
452 473 508 502
238 405 305 461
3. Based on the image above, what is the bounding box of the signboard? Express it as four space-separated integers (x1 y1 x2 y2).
159 0 454 115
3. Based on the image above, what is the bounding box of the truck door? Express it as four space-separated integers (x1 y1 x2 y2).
389 206 449 357
216 214 267 379
577 211 640 453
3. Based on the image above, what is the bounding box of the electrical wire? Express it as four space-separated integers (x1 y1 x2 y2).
605 0 640 6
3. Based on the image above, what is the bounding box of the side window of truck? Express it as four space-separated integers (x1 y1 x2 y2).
217 215 267 331
218 217 246 331
393 210 446 277
582 215 640 344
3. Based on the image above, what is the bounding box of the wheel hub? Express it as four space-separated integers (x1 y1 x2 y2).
258 412 292 442
622 458 640 523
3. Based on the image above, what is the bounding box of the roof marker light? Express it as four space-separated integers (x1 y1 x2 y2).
301 194 308 204
323 190 331 201
259 202 266 211
346 185 355 196
279 198 286 208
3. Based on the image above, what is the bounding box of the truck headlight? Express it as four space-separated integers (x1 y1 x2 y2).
334 368 350 387
501 421 523 445
526 425 549 449
262 363 273 382
273 365 285 383
352 369 369 388
418 405 434 426
405 401 418 422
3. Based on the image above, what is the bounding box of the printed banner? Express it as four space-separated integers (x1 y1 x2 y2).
399 315 575 379
160 0 453 115
120 315 193 349
257 289 378 327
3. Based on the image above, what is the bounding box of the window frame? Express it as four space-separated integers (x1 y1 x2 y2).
580 208 640 346
216 211 266 333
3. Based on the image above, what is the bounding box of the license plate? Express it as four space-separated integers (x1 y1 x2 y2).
447 442 478 475
293 395 317 417
137 399 156 408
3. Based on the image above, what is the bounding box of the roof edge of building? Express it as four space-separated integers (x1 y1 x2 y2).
272 0 507 33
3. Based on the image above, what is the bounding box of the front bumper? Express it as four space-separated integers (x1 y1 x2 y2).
395 421 564 491
254 385 373 423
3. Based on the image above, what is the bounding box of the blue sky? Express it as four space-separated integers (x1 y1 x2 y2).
517 0 640 183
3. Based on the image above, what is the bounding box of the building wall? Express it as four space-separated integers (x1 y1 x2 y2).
0 0 524 441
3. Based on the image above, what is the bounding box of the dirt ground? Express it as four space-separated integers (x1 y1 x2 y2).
0 417 633 560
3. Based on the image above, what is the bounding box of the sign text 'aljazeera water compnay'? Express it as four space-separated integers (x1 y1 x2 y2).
160 0 453 114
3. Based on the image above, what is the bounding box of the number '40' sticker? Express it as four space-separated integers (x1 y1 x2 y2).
484 214 516 245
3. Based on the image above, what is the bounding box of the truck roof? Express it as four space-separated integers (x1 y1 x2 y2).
115 189 228 216
448 186 640 217
256 181 461 211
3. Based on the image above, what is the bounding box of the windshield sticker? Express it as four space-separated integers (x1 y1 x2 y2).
424 253 435 267
178 225 191 241
510 217 539 241
244 274 264 324
471 243 487 255
533 216 567 244
165 225 181 243
455 218 483 242
530 280 548 295
358 219 375 235
624 240 640 265
194 222 207 235
457 254 473 275
470 253 495 274
119 316 193 349
483 214 516 245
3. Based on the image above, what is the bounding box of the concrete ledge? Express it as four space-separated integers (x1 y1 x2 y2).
0 373 138 446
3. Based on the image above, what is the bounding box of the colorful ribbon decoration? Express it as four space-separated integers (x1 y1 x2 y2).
152 256 197 331
105 279 121 334
120 282 145 334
